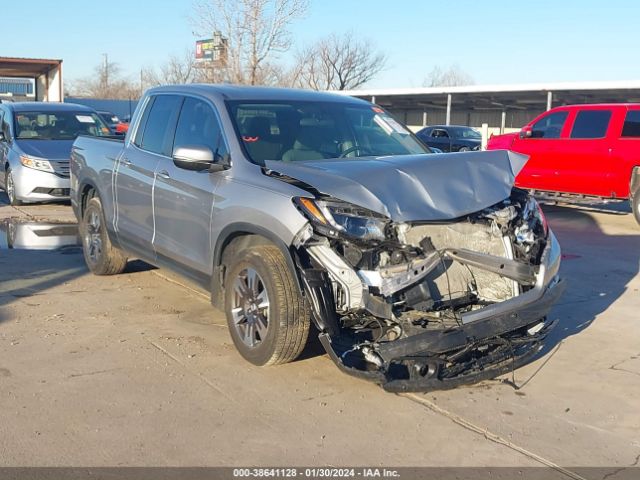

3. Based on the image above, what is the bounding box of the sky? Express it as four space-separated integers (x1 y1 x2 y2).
4 0 640 89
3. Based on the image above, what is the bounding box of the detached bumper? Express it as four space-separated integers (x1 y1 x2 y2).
318 232 565 392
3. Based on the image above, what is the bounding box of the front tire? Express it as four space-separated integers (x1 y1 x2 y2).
5 169 22 206
223 244 310 366
79 196 128 275
632 187 640 225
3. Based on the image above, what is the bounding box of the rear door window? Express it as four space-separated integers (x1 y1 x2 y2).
570 110 612 139
138 95 183 156
621 110 640 137
531 111 568 139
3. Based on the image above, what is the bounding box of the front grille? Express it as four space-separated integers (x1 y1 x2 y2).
50 160 70 178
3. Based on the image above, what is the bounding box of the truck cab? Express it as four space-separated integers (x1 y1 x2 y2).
487 104 640 223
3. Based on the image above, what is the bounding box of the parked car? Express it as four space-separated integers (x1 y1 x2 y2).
115 114 131 135
96 110 123 135
71 85 563 392
415 125 481 152
487 104 640 224
0 102 110 205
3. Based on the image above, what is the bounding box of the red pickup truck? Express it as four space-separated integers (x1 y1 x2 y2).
487 104 640 224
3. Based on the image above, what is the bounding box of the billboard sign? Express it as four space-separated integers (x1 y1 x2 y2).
196 39 215 61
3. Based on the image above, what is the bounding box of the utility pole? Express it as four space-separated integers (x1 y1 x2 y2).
102 53 109 90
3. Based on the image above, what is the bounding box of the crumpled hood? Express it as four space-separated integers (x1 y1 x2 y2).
265 150 528 222
15 139 75 161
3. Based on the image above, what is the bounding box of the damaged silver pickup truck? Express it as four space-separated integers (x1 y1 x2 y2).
70 85 564 392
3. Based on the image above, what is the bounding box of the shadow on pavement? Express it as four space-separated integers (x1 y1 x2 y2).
535 205 639 356
0 191 155 326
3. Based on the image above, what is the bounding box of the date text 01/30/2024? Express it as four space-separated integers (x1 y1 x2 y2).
232 468 400 478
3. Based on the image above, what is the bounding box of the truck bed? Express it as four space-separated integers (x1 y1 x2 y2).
70 135 126 221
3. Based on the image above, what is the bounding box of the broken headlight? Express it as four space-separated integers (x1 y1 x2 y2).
513 196 549 257
523 196 548 238
295 197 388 242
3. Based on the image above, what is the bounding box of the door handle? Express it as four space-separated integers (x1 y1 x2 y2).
157 170 171 179
120 156 132 166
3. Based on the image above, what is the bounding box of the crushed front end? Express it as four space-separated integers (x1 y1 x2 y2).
292 189 564 392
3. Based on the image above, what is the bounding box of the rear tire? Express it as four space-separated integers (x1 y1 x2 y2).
79 196 128 275
223 244 310 366
458 146 470 152
632 187 640 226
5 169 22 206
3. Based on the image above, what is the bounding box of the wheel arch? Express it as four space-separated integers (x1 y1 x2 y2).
78 181 98 218
211 223 302 308
631 166 640 197
77 183 123 250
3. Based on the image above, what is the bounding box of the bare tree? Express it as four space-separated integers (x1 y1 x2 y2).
423 65 475 87
294 32 386 91
143 50 198 88
191 0 308 85
158 51 198 84
70 56 138 99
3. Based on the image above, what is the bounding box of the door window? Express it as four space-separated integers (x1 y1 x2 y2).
531 111 568 139
173 97 228 159
133 98 154 148
431 129 449 138
1 113 9 140
570 110 612 139
138 95 183 156
621 110 640 137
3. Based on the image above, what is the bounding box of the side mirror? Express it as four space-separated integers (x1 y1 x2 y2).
173 145 214 171
519 126 533 139
173 145 230 172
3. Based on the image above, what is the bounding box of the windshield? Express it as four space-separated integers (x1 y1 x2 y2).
14 111 110 140
227 101 430 164
98 112 120 124
451 126 481 139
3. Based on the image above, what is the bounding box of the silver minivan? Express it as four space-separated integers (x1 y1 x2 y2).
0 102 109 205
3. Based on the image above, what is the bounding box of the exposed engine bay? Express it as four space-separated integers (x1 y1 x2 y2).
291 188 564 392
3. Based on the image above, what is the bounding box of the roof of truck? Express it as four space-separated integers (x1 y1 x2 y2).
545 103 640 109
147 84 372 105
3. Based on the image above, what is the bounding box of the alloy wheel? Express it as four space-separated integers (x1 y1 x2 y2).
230 267 270 348
6 172 15 203
84 209 103 264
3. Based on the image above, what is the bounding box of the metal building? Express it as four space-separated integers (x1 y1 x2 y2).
0 57 63 102
338 81 640 134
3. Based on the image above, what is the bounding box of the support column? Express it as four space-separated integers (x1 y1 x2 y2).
422 110 427 126
546 91 553 111
445 94 452 125
371 95 376 104
481 123 489 150
501 111 506 134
